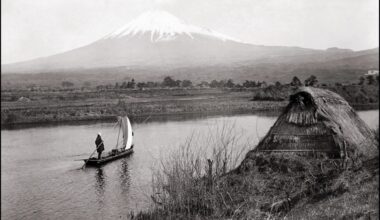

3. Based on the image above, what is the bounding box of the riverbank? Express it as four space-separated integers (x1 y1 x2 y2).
135 128 379 220
1 87 378 127
1 88 285 127
136 154 379 220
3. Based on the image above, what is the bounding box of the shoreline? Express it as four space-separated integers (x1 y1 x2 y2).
2 86 378 129
2 102 378 130
1 107 282 130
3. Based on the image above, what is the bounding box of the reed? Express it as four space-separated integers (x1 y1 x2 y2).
144 122 251 218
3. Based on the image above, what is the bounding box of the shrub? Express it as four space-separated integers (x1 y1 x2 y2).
148 122 251 218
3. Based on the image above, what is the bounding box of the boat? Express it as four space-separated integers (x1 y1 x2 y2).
83 116 134 167
84 147 134 166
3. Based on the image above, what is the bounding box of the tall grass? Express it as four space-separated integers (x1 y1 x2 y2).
147 121 252 218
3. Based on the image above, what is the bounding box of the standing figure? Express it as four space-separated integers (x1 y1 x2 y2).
95 133 105 159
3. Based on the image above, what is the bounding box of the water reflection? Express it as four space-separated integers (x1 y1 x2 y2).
119 158 131 196
95 168 105 198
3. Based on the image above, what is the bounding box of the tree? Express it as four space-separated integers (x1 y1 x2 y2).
121 81 128 88
275 81 282 87
210 80 219 88
290 76 302 87
260 81 267 88
146 81 157 88
358 76 365 85
243 80 257 88
182 80 193 87
198 81 209 87
366 75 375 85
304 75 318 86
175 80 182 87
137 82 146 89
225 79 235 88
126 78 136 88
163 76 176 87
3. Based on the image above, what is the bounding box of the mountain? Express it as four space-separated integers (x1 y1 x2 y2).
3 10 322 73
2 10 378 80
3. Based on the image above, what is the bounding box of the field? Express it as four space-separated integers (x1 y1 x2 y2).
1 83 378 127
1 88 287 126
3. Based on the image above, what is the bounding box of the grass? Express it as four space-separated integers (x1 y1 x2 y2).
135 125 379 219
136 122 252 219
1 88 286 126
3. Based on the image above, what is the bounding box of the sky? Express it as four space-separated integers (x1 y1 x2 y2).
2 0 379 64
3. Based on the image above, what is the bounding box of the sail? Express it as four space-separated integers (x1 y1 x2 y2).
118 116 133 150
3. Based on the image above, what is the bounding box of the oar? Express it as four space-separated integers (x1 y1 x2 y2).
141 115 151 124
82 141 103 169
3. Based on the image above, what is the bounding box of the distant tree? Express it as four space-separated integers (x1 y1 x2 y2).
198 81 209 87
146 81 157 88
243 80 251 88
260 81 267 88
175 80 182 87
358 76 365 85
182 80 193 87
137 82 146 90
366 75 375 85
243 80 257 88
376 75 379 84
121 81 128 88
335 82 342 86
218 80 226 88
115 82 120 89
126 79 136 89
290 76 302 87
62 81 74 87
275 81 282 87
304 75 318 86
163 76 176 87
210 80 219 88
225 79 235 88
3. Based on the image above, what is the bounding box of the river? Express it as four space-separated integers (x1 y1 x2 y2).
1 110 378 219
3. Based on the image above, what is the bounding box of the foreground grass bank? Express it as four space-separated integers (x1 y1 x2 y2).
134 126 379 220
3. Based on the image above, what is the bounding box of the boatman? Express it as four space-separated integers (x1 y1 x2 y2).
95 133 105 159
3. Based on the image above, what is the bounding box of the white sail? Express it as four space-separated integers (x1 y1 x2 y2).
118 116 133 150
125 117 133 150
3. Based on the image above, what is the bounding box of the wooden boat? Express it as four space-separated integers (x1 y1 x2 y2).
83 115 134 167
84 146 134 166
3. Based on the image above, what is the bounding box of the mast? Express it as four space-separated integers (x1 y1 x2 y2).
115 121 121 149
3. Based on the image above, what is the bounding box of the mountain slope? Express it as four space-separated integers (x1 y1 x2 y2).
3 10 321 73
2 10 378 77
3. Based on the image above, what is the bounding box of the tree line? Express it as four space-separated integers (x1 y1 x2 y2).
59 74 379 90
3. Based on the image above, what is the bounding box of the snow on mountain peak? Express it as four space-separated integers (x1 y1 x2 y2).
103 10 240 42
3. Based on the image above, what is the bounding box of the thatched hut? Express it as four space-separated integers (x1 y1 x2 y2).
255 87 377 159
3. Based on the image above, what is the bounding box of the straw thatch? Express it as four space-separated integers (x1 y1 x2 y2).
255 87 377 159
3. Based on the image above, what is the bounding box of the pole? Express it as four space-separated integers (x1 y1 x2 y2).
114 124 121 149
141 115 151 124
82 141 103 169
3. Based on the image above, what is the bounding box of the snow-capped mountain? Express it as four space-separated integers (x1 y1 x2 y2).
3 10 345 74
103 10 240 43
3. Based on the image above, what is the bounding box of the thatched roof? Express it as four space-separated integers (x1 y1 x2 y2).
256 87 377 159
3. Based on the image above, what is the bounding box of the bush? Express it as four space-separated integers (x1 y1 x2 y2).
147 122 251 218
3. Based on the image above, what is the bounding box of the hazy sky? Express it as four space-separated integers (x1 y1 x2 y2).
2 0 379 64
